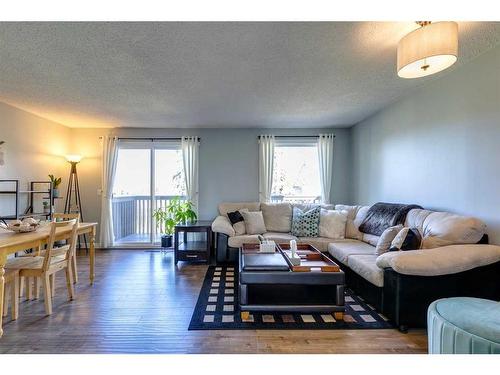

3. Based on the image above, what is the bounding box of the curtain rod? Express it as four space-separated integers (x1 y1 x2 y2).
99 136 200 141
257 135 335 139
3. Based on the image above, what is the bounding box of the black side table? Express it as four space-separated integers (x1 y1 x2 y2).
174 220 213 264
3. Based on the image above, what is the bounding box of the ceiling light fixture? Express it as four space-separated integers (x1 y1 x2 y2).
397 21 458 79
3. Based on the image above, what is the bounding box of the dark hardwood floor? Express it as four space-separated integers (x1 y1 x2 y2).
0 250 428 354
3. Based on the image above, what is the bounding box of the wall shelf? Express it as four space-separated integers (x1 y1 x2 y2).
0 179 54 223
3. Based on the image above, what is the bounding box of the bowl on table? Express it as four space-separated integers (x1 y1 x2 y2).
2 218 41 233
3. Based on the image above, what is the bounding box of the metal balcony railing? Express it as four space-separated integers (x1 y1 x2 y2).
112 194 320 242
112 195 185 241
270 195 321 204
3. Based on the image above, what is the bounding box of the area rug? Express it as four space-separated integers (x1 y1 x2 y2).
189 265 393 330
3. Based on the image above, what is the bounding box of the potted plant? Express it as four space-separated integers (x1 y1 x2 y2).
48 174 62 198
152 197 197 248
42 201 50 214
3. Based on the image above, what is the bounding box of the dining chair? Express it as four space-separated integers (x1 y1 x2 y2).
6 218 78 315
2 269 20 321
18 213 80 288
53 213 80 284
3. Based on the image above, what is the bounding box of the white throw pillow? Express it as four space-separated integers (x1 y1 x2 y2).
241 210 267 235
375 225 403 255
319 209 348 239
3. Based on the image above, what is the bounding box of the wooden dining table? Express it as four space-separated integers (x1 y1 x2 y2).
0 222 97 338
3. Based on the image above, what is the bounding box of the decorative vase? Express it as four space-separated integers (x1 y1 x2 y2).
52 188 59 198
161 234 173 248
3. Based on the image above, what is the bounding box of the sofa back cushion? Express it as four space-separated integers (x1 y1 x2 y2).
404 208 433 236
218 202 260 216
421 211 486 248
405 208 486 248
362 233 380 247
319 209 348 239
335 204 370 240
294 203 334 211
260 203 292 233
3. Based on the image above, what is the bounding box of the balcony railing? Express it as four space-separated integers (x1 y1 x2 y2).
112 195 185 242
112 194 320 243
270 195 321 204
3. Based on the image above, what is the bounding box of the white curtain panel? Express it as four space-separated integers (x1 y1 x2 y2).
258 135 275 202
99 136 119 248
317 134 334 204
181 136 199 212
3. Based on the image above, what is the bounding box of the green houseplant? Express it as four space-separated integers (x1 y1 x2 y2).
48 174 62 198
152 197 197 248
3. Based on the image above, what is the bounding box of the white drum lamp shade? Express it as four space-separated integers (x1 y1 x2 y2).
397 22 458 78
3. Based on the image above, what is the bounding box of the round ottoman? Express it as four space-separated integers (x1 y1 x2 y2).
428 297 500 354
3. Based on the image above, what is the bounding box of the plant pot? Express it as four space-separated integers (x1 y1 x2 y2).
161 234 173 248
52 188 59 198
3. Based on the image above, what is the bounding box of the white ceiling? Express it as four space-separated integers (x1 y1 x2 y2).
0 22 499 129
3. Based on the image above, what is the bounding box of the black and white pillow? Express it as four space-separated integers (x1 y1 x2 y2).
227 209 248 236
389 227 422 251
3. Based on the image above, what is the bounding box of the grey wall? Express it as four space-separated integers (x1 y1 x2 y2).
72 127 352 239
351 44 500 244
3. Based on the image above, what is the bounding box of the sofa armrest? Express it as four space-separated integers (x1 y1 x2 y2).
212 215 235 237
376 244 500 276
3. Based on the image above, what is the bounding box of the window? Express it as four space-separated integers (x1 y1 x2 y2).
271 142 321 203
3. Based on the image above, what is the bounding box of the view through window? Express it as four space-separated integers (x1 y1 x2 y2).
112 146 186 245
271 145 321 203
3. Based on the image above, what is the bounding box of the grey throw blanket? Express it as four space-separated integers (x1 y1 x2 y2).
358 202 422 236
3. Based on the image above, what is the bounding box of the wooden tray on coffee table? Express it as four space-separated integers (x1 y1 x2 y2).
278 243 340 272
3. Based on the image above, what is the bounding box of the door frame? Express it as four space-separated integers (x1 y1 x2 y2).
112 140 182 248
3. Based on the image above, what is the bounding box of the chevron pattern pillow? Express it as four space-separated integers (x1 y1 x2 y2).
291 206 321 237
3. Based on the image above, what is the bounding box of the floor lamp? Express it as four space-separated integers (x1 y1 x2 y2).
64 154 88 252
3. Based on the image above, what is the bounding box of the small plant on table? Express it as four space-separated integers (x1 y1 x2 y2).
152 197 197 248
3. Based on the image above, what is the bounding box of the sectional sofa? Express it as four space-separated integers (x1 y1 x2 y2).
212 202 500 330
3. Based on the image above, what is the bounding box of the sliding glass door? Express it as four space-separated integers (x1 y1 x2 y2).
112 141 185 246
153 148 185 243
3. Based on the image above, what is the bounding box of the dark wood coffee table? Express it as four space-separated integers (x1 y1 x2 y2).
238 244 345 321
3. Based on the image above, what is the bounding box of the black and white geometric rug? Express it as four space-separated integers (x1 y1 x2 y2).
189 266 393 330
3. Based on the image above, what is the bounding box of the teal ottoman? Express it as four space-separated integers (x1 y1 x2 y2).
428 297 500 354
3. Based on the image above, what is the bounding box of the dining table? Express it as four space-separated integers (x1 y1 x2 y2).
0 222 97 338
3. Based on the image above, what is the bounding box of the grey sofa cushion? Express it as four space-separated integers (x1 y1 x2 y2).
260 203 292 233
327 239 375 264
347 255 384 287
